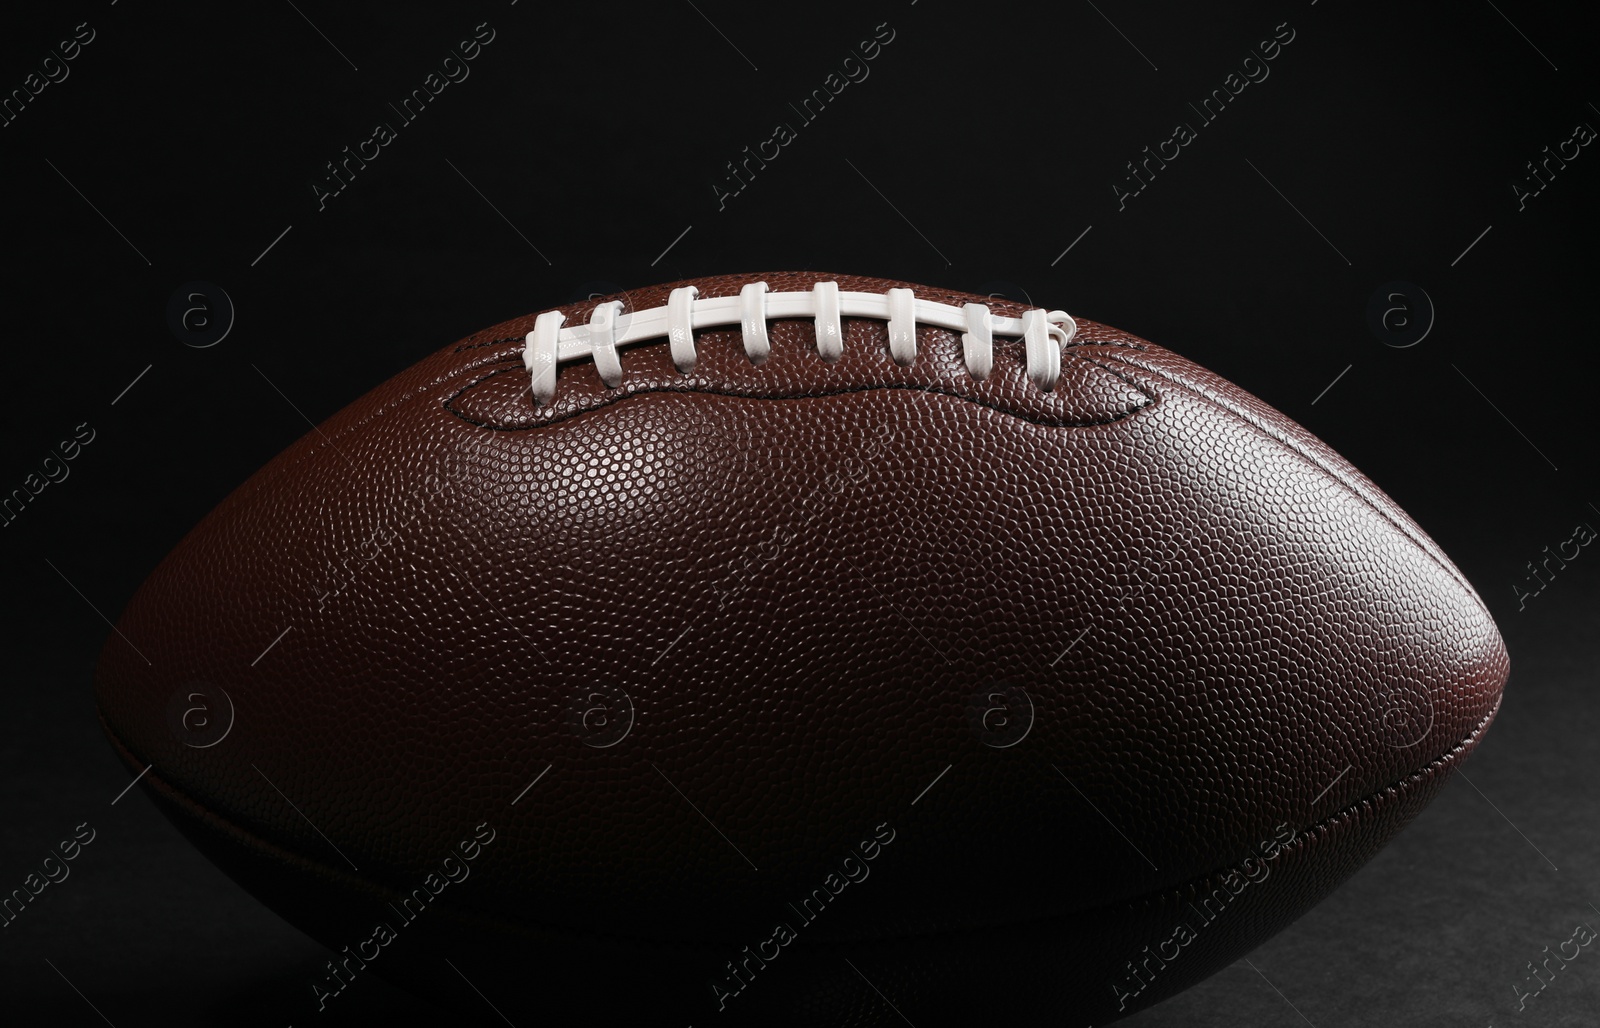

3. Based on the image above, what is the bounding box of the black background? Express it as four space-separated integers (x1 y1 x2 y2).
1 0 1596 1025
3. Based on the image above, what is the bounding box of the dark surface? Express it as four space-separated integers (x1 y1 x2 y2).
1 1 1595 1026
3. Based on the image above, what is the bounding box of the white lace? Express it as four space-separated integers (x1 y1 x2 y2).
522 281 1077 405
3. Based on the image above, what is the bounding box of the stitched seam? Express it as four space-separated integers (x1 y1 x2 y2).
1068 335 1148 351
442 353 1154 430
99 696 1496 949
453 334 523 353
454 326 1147 358
1113 694 1499 918
226 341 535 491
1079 350 1478 601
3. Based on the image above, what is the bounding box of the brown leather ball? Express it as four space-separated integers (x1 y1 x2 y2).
95 272 1506 1026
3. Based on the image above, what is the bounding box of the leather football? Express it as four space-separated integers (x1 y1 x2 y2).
94 271 1507 1025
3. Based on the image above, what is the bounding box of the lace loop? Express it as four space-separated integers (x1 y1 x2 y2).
813 281 843 362
1021 310 1060 392
526 311 564 406
961 303 994 380
667 286 699 374
588 301 624 388
739 282 771 365
886 288 918 366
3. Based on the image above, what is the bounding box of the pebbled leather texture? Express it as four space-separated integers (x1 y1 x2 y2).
94 271 1508 1025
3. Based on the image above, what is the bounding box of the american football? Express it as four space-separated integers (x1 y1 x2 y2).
93 271 1507 1025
